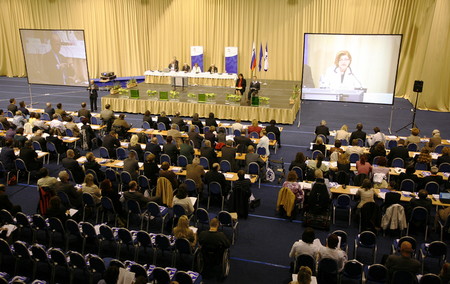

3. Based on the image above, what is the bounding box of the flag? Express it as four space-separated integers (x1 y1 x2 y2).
258 43 263 72
264 43 269 72
250 42 256 71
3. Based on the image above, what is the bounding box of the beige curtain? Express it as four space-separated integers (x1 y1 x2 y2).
1 0 449 111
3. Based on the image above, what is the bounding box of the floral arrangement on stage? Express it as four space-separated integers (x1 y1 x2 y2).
169 90 180 101
188 93 197 103
259 96 270 107
147 90 158 100
127 77 138 88
118 87 129 97
226 93 241 105
290 84 300 104
110 82 121 95
205 93 216 104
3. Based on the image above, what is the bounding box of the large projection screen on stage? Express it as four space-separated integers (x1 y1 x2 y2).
301 34 402 105
19 29 89 87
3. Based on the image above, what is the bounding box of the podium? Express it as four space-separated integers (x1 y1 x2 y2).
301 88 365 102
171 76 188 90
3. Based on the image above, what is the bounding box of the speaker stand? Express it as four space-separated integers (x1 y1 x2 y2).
396 91 420 133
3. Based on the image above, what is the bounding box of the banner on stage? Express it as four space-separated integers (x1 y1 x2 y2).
225 47 238 74
191 46 204 72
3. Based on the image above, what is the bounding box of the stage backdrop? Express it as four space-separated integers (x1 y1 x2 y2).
225 47 238 74
191 46 203 72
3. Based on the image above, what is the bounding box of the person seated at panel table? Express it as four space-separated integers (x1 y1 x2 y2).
312 137 326 156
187 125 203 149
84 151 105 182
428 129 442 152
163 136 179 166
235 73 246 96
142 110 156 129
386 139 409 167
335 125 350 142
181 62 190 72
437 147 450 167
265 119 281 148
288 227 318 260
18 101 29 117
55 103 70 122
128 134 144 161
407 189 432 224
314 120 330 144
406 127 421 146
191 63 201 74
5 124 16 140
349 123 367 146
205 163 230 197
207 64 218 73
168 60 178 72
369 141 387 164
372 157 389 190
247 76 260 102
322 50 362 90
81 174 101 205
157 111 171 130
413 147 432 171
330 152 351 174
191 113 204 134
205 112 218 128
29 112 36 127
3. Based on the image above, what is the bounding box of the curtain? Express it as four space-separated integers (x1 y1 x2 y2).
1 0 449 111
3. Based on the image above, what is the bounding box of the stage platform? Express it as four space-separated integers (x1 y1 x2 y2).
101 80 301 124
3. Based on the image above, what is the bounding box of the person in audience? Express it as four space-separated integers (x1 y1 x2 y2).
318 234 347 272
98 265 119 284
163 136 179 165
143 153 159 187
345 139 364 157
307 153 329 174
429 129 442 152
312 137 326 156
413 147 432 170
84 151 105 181
100 104 115 132
186 157 205 196
49 114 66 135
78 102 91 120
81 174 101 204
437 146 450 167
438 263 450 284
19 140 42 171
65 116 80 137
349 123 366 146
245 145 266 181
410 189 432 213
37 167 57 193
372 156 389 189
406 127 421 146
386 139 409 166
314 120 330 144
102 131 120 158
200 140 217 169
265 119 281 148
159 161 178 189
335 125 349 142
368 127 386 147
45 196 69 224
289 227 317 259
198 217 230 250
420 165 444 190
80 117 96 150
128 134 144 161
205 112 218 128
235 73 246 95
112 113 131 132
191 63 201 74
31 129 47 151
289 152 307 175
381 181 401 212
180 137 194 164
231 118 244 133
124 181 161 207
369 141 387 164
191 113 204 134
173 184 194 216
0 184 22 215
398 165 419 185
257 129 270 156
283 171 304 204
7 98 18 115
0 139 16 172
290 266 312 284
145 137 161 164
46 128 68 154
33 113 49 131
167 123 182 145
171 111 188 132
204 125 217 146
18 101 29 116
356 154 372 176
187 125 203 149
217 127 227 144
5 124 16 140
13 110 26 128
356 178 376 214
0 110 11 130
55 103 70 121
142 110 156 129
385 241 421 283
101 179 124 216
235 128 256 149
124 151 139 181
205 163 230 197
157 111 171 130
329 140 343 161
44 103 55 119
55 170 82 208
173 214 197 249
331 153 351 175
13 127 27 147
221 139 238 172
29 112 36 126
62 149 84 184
248 119 262 138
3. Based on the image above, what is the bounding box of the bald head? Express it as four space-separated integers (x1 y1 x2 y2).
400 241 413 257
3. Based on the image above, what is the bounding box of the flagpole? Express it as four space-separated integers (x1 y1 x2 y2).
264 72 267 85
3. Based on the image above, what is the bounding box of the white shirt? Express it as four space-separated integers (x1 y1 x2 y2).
231 122 244 132
335 130 350 141
49 119 66 134
318 246 347 272
345 146 364 156
257 136 270 156
368 132 386 147
323 66 362 90
289 240 318 259
191 66 201 73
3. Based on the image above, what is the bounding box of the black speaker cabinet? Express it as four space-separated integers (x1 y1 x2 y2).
413 80 423 93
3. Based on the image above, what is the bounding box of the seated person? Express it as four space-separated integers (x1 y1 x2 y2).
231 118 244 133
112 113 131 133
386 139 409 166
159 161 179 189
420 166 443 190
283 170 304 204
345 139 364 157
307 153 329 175
84 151 106 181
329 140 344 161
49 114 66 135
349 123 366 146
289 152 307 179
55 103 70 121
124 151 139 181
265 119 281 148
0 184 22 215
31 129 47 151
13 127 27 147
78 102 92 120
99 104 115 132
369 141 387 164
385 241 421 284
205 112 218 128
355 178 376 214
173 184 194 216
248 76 260 101
381 181 402 212
414 147 433 171
128 134 144 161
187 125 203 149
19 140 43 171
437 146 450 167
45 196 69 224
312 137 326 156
142 110 156 129
310 169 332 200
123 181 161 208
191 113 204 134
65 116 80 137
205 163 230 197
234 129 255 149
200 140 217 169
314 120 329 144
257 129 270 157
32 113 49 131
367 126 386 147
62 149 84 184
198 217 231 250
163 136 179 165
18 101 29 116
81 174 101 205
372 156 389 189
101 179 124 216
44 103 55 119
191 63 201 74
145 137 161 164
157 111 171 130
398 165 419 186
248 119 262 138
102 131 120 158
144 153 159 187
171 111 188 132
405 127 421 146
37 167 58 194
173 215 197 249
5 124 16 140
335 125 349 142
290 266 312 284
204 126 217 146
318 234 347 272
55 171 82 208
13 110 26 128
0 109 11 130
180 137 195 164
409 189 432 213
221 139 238 172
245 145 266 180
429 129 442 152
289 227 318 259
355 154 372 176
0 139 16 172
167 124 183 146
186 157 206 195
217 127 227 144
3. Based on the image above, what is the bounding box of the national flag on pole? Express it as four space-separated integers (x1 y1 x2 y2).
264 43 269 71
258 43 263 72
250 42 256 71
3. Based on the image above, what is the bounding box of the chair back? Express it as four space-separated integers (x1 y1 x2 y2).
250 132 259 139
248 162 260 175
372 156 380 165
85 169 99 184
218 211 233 227
13 240 31 260
220 160 231 173
343 260 363 281
66 219 81 236
199 157 209 170
154 234 171 250
68 251 87 270
267 132 276 141
317 258 338 284
157 122 166 131
99 224 116 242
416 162 428 171
340 139 348 146
408 143 419 152
99 147 109 159
294 254 316 274
147 201 164 217
185 179 197 196
83 192 96 206
160 154 171 165
57 191 74 208
392 158 404 168
366 264 387 283
136 231 152 247
312 150 322 160
30 244 49 263
15 158 27 171
109 259 125 268
153 267 171 283
392 270 415 284
6 111 14 118
105 168 117 182
173 204 186 219
233 129 241 136
387 140 398 149
49 248 68 265
336 194 351 208
424 181 440 194
91 116 99 125
156 134 165 145
120 171 132 185
117 228 134 244
15 212 32 228
87 255 107 275
81 222 97 238
316 134 326 143
175 237 193 255
420 274 441 284
291 166 303 182
332 230 348 252
32 214 48 230
0 209 14 224
426 241 447 258
130 263 148 280
209 181 222 196
127 200 142 214
32 141 42 151
438 163 450 173
0 123 3 130
400 179 415 192
42 113 50 121
204 126 210 133
138 175 150 191
349 153 360 163
357 138 364 147
394 236 417 255
434 145 445 154
65 128 73 137
193 125 200 133
143 121 150 130
410 206 428 222
178 155 188 167
358 231 377 247
116 147 127 160
257 147 266 156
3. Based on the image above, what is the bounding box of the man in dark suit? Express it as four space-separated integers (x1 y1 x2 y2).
181 63 190 72
420 166 444 190
410 189 432 213
248 76 260 101
88 80 99 112
207 64 218 73
0 139 16 171
265 119 281 148
31 130 47 152
157 111 171 130
62 149 84 184
124 151 139 181
386 139 409 166
245 145 265 180
44 103 55 119
0 110 11 130
78 102 92 120
234 129 256 149
171 111 188 132
349 123 367 146
205 163 230 196
314 120 330 144
168 60 178 72
145 137 161 164
124 181 161 207
46 128 68 154
200 140 217 169
187 125 203 149
42 33 75 85
55 170 82 208
19 140 43 171
0 184 22 215
102 131 120 158
7 98 18 115
221 140 238 172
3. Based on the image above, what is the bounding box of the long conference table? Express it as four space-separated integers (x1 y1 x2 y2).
143 70 238 88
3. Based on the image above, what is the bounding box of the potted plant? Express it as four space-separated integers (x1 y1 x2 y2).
147 90 158 101
118 87 129 97
259 96 270 107
169 90 180 101
110 82 121 95
188 93 197 103
127 77 138 88
290 84 300 104
226 93 241 106
205 93 216 104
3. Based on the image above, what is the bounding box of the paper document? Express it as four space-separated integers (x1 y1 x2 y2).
189 197 197 206
78 157 87 163
138 162 144 168
224 173 234 179
1 224 17 237
69 209 78 217
115 161 124 166
378 192 386 200
350 187 359 195
117 267 135 284
299 182 312 189
189 226 198 234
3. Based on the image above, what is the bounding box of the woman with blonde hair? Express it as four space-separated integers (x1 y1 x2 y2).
335 125 349 142
248 119 262 138
128 134 144 161
290 266 312 284
312 137 326 156
82 173 102 205
173 215 197 249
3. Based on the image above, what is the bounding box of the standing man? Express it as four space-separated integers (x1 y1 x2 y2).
248 76 260 101
169 60 178 72
88 79 99 112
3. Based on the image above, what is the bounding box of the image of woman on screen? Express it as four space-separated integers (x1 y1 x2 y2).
322 50 363 90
